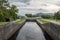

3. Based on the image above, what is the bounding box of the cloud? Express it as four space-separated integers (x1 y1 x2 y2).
9 0 31 3
19 0 31 3
9 0 60 15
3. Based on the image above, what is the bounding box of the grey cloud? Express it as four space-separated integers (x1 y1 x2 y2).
9 0 31 3
9 0 60 15
19 0 31 3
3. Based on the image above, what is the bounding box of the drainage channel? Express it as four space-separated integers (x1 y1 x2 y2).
8 21 53 40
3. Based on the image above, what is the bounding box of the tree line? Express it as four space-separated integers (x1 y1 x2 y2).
0 0 18 22
25 10 60 20
54 10 60 20
25 14 37 17
41 10 60 20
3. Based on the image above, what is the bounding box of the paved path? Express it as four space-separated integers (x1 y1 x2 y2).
16 22 46 40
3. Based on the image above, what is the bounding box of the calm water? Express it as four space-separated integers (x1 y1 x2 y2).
16 22 46 40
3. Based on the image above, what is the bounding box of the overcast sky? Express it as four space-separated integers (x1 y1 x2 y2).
9 0 60 16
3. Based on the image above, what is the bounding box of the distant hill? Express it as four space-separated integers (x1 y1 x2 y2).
36 13 55 17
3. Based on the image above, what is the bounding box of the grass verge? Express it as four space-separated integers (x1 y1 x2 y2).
13 18 25 24
0 22 6 25
0 18 25 25
39 19 49 24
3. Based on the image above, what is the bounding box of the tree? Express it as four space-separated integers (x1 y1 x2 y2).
54 10 60 20
0 0 18 22
0 0 8 21
9 5 18 20
41 15 52 19
25 14 32 17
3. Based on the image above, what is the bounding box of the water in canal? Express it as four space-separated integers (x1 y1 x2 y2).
16 22 46 40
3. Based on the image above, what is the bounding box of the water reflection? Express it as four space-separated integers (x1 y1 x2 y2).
16 22 46 40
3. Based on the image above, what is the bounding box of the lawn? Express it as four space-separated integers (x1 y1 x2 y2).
39 19 49 24
0 22 6 25
0 18 25 25
13 18 25 24
44 19 60 23
55 20 60 23
40 18 60 24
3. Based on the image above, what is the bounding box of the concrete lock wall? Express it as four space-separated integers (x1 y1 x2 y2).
36 20 60 40
0 19 60 40
0 21 26 40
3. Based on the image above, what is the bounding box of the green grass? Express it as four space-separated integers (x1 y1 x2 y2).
0 22 6 25
45 19 60 23
13 18 25 24
39 19 49 24
0 18 25 25
41 18 60 23
55 20 60 23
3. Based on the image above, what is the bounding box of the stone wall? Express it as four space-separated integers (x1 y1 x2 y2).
0 21 26 40
36 20 60 40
